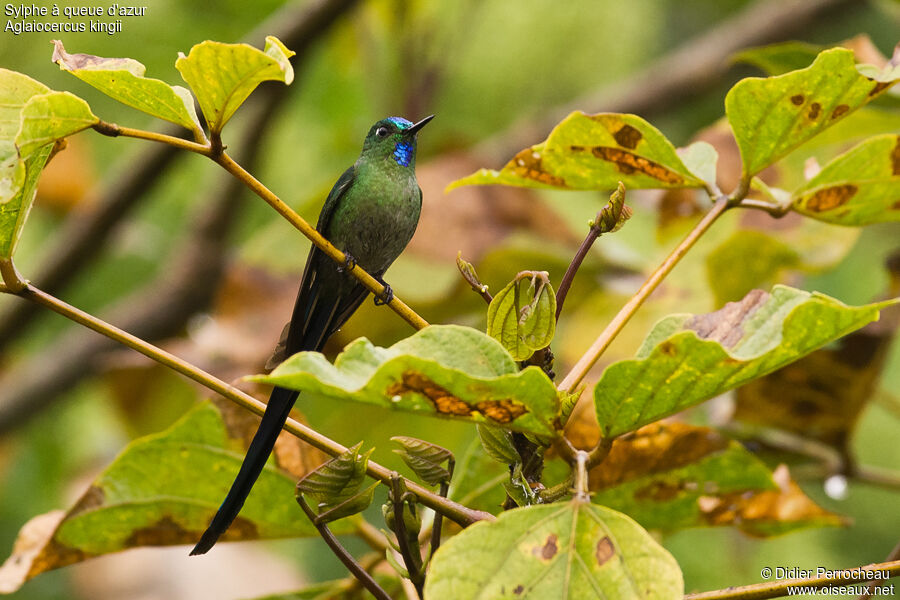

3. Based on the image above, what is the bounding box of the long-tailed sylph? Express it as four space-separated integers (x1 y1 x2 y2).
191 114 433 555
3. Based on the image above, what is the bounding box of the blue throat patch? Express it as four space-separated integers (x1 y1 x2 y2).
393 141 413 167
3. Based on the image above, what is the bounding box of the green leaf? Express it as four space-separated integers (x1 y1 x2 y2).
790 134 900 225
486 271 556 361
594 285 893 438
447 111 703 192
706 230 800 305
251 325 561 437
0 402 327 589
589 423 843 535
725 48 899 177
731 41 822 76
15 91 97 158
424 499 683 599
0 143 51 259
391 436 452 486
448 435 508 515
175 35 295 134
0 70 52 258
677 141 718 188
477 424 519 464
297 442 371 505
52 40 203 136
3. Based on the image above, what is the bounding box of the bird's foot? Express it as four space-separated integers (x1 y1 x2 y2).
337 252 357 273
374 282 394 306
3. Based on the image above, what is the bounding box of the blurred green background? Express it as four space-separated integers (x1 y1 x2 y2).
1 0 899 598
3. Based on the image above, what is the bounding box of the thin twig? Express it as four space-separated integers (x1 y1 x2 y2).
555 227 600 321
685 559 900 600
858 540 900 599
558 197 731 393
429 457 454 559
92 121 211 155
298 496 393 600
0 283 492 527
390 474 424 598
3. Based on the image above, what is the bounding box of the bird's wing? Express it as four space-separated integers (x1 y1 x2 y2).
267 165 367 366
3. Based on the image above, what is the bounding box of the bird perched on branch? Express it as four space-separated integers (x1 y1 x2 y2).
191 114 434 555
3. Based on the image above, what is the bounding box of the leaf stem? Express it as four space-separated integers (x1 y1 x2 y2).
92 121 211 155
737 197 791 217
429 458 453 558
685 558 900 600
556 182 629 321
558 197 730 393
0 258 27 293
555 226 600 321
298 496 393 600
213 151 429 330
390 474 425 598
2 283 490 527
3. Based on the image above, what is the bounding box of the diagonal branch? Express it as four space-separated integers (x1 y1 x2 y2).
685 559 900 600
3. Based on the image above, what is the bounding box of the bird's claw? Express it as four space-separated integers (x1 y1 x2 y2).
337 252 357 273
374 283 394 306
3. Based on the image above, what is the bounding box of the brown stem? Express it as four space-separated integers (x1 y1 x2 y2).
685 559 900 600
858 540 900 599
558 197 731 393
429 457 454 559
390 474 424 597
298 496 393 600
555 227 600 321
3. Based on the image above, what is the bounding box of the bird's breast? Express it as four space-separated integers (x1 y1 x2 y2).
326 175 421 275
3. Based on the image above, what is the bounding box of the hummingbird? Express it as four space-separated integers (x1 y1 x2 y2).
191 114 434 555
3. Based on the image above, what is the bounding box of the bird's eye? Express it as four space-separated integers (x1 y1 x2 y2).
375 126 390 138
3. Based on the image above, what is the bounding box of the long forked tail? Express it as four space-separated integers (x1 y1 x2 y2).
190 386 299 555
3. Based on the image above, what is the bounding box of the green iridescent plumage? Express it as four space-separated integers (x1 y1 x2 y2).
191 115 433 555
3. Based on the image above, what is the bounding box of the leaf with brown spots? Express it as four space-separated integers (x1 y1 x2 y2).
791 134 900 225
594 286 893 437
253 325 560 437
447 112 703 193
734 256 900 448
587 423 841 535
0 402 328 591
424 499 683 599
726 48 899 177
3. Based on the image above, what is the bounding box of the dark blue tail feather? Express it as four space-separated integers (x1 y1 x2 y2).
190 386 299 555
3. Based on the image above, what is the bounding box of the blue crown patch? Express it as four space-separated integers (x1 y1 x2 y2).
387 116 413 130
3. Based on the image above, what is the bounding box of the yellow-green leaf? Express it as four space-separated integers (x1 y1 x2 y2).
175 35 294 134
486 271 556 361
424 499 683 599
594 286 893 438
52 40 202 136
725 48 898 177
0 402 330 591
790 134 900 225
252 325 560 437
0 70 57 258
15 91 97 158
448 111 703 192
